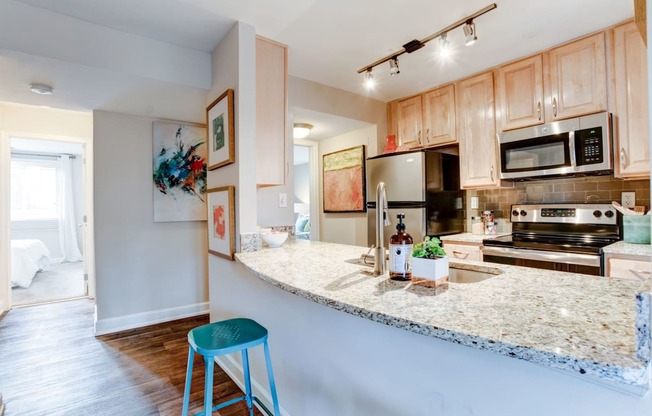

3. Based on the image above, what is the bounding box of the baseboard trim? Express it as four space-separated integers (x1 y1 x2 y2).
94 302 209 335
215 355 291 416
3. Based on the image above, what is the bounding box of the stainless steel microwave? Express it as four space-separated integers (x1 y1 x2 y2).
498 112 613 180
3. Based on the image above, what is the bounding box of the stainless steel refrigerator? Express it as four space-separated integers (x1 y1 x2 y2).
366 149 464 246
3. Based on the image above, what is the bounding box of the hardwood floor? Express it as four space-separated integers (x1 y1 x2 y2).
0 299 263 415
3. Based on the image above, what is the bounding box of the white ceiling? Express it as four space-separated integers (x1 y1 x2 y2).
10 0 633 104
293 108 372 142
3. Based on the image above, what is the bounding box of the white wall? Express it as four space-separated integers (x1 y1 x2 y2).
293 162 309 204
93 110 208 332
318 125 377 246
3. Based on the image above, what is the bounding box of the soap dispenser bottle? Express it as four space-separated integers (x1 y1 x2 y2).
389 213 413 281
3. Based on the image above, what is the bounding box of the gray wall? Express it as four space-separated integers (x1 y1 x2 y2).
94 110 207 324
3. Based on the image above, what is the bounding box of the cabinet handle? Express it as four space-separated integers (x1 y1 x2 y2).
537 102 541 121
452 250 470 259
490 165 495 182
417 130 422 145
620 148 627 168
426 128 430 143
629 269 651 281
552 97 557 117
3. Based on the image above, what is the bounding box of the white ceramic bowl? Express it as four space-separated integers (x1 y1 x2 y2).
262 231 288 248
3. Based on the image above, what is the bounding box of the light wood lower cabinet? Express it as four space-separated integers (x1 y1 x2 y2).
605 253 651 281
256 36 287 186
442 242 483 262
612 21 650 179
456 71 499 189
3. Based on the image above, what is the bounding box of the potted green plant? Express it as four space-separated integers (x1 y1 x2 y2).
411 236 449 281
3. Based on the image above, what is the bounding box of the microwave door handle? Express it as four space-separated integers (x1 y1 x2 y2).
568 131 577 168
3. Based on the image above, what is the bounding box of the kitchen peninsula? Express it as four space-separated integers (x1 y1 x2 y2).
209 239 652 416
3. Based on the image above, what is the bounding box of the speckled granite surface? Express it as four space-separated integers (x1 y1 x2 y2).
440 233 507 244
604 241 652 257
236 240 651 390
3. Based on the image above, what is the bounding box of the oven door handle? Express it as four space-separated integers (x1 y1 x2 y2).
481 246 601 267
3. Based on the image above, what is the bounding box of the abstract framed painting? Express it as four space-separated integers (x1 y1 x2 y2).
152 120 207 222
206 89 235 170
207 186 236 260
322 145 366 213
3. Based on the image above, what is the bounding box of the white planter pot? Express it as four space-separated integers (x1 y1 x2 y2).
411 256 449 281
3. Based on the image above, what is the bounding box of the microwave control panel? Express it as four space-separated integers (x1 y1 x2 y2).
575 127 604 165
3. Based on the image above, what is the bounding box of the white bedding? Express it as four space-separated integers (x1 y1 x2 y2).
11 239 51 288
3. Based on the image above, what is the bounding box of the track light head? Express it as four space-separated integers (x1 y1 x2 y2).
463 20 478 46
389 57 400 76
364 69 375 89
439 33 451 58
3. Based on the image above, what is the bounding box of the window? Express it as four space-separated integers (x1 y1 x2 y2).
11 157 59 221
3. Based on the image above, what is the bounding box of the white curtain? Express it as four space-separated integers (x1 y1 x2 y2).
57 155 83 262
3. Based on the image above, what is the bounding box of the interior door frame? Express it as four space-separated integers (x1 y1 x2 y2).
0 131 95 310
293 139 320 241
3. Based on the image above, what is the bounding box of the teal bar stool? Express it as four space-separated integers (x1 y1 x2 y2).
181 318 280 416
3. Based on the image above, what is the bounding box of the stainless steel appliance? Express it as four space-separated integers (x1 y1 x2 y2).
366 149 464 246
498 112 612 180
482 203 620 276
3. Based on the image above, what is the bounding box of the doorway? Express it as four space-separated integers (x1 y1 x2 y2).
9 137 88 306
293 142 318 240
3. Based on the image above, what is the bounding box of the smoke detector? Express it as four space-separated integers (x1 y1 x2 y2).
29 83 54 95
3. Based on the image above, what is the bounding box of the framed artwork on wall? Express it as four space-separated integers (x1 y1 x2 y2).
206 89 235 170
322 145 366 213
152 120 207 222
207 186 236 260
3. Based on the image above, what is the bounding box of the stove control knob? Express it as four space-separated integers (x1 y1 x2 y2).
604 210 615 218
512 210 519 217
593 210 602 218
520 210 527 217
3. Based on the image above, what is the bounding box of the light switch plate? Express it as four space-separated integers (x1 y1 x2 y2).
471 196 479 209
621 191 636 208
278 192 288 208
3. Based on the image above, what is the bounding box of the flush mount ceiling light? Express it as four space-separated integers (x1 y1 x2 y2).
357 3 497 84
463 20 478 46
29 83 54 95
389 57 400 76
293 123 313 139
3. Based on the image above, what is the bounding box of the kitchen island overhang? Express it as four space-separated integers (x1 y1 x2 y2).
235 240 650 391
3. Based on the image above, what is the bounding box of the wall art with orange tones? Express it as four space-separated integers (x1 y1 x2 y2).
322 145 366 213
207 186 235 260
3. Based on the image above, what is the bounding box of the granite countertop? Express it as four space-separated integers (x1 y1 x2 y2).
603 241 652 257
235 240 651 392
440 232 507 244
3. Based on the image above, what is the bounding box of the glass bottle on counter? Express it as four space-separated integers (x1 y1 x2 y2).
389 213 413 281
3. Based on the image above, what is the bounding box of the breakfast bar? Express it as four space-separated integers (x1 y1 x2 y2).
209 239 652 416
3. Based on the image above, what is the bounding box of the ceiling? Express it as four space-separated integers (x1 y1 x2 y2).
9 0 633 105
293 108 372 142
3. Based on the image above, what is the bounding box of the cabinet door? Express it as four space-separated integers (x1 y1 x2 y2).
397 95 423 147
606 256 652 280
496 55 544 131
256 37 287 186
457 72 499 189
613 21 650 179
548 33 607 120
442 242 482 262
423 85 457 146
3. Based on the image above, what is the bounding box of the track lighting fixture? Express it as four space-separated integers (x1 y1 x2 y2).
364 69 375 89
389 57 400 76
463 20 478 46
357 3 497 85
439 33 451 58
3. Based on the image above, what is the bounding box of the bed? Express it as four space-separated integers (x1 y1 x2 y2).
11 239 51 288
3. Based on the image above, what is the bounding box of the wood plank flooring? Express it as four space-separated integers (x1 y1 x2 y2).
0 299 263 415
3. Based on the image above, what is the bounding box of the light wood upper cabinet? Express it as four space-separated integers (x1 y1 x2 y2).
397 95 423 147
423 84 457 146
613 21 650 179
457 72 499 189
496 55 544 131
547 33 607 120
256 36 287 186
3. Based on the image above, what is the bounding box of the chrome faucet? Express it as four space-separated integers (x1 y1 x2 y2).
373 181 391 276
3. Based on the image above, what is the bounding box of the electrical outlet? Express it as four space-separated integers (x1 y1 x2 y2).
471 196 479 209
278 192 287 208
621 191 636 208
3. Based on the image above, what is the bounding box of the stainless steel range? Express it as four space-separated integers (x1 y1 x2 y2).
481 203 620 276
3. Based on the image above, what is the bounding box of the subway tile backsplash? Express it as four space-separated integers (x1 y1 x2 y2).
465 176 650 231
